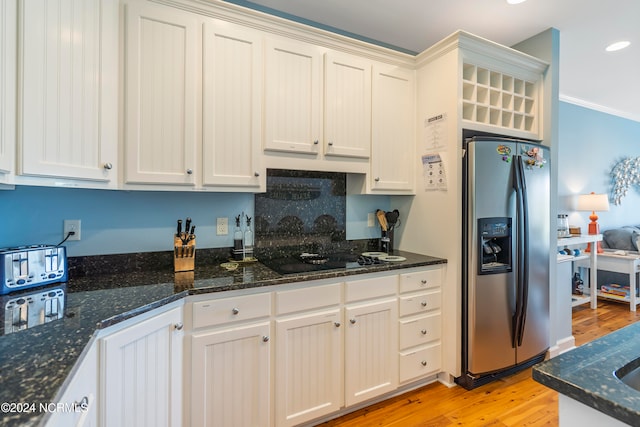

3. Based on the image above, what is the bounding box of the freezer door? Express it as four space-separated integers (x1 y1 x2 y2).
515 143 550 363
466 140 517 375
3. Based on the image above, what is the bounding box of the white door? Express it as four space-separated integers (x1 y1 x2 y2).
0 0 16 182
371 65 415 191
264 38 322 155
275 309 343 426
19 0 118 183
190 322 270 427
324 52 371 158
344 298 398 406
122 0 198 186
100 307 183 427
202 21 263 190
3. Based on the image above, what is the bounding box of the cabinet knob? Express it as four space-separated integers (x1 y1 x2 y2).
313 140 319 145
334 322 341 328
328 141 334 146
74 396 89 411
174 322 184 331
232 308 239 315
374 177 380 182
262 336 270 342
349 318 357 324
186 169 193 175
254 171 260 177
421 279 427 285
421 360 427 366
421 301 427 307
421 329 427 335
103 162 113 170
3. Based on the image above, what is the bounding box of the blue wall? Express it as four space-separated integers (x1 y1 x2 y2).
558 101 640 231
0 185 388 256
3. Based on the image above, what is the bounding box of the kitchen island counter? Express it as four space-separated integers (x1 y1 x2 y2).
532 321 640 425
0 250 445 426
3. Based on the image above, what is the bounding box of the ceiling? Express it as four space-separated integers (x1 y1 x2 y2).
226 0 640 122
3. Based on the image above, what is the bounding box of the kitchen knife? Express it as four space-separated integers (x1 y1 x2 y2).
177 219 183 237
184 218 192 236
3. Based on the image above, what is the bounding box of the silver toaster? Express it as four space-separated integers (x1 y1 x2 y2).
0 245 68 295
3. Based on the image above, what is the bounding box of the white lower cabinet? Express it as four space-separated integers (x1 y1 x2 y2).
398 269 443 383
187 291 272 426
45 344 98 427
99 305 184 427
190 321 271 427
274 283 343 426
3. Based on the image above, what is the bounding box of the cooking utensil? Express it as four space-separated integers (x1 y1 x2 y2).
376 209 388 231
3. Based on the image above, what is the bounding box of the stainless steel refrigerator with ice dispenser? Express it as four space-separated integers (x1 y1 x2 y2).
457 136 550 390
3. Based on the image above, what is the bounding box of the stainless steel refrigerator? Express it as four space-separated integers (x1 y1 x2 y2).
457 136 550 390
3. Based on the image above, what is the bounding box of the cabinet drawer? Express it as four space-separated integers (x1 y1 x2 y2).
399 343 441 383
276 283 341 315
399 268 442 294
399 313 441 349
345 275 397 302
192 293 271 328
399 291 441 317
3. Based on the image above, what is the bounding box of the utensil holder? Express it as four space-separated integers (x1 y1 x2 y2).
174 236 196 272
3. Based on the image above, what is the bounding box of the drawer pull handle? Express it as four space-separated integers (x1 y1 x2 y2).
350 318 357 324
421 360 427 366
421 301 427 307
421 279 427 285
262 336 270 342
421 329 427 335
174 322 184 331
334 322 341 327
232 308 239 315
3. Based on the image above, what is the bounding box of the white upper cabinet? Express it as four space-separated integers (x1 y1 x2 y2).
0 0 16 185
19 0 117 185
370 64 415 192
202 21 264 190
324 52 371 159
264 38 323 155
122 0 199 186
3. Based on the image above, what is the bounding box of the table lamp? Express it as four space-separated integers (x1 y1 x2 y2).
577 192 610 253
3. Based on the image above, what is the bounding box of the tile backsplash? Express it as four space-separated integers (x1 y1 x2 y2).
255 170 350 257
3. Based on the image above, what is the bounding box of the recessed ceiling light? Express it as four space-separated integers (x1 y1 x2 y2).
606 41 631 52
507 0 527 4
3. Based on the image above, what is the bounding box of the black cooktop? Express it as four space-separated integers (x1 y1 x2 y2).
261 252 382 275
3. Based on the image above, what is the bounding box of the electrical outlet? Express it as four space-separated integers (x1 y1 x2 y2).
63 219 81 241
367 213 375 227
216 217 228 235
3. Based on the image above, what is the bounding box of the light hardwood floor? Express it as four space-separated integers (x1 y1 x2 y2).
320 300 640 426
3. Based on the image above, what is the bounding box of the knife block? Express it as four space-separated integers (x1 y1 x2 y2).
174 236 196 272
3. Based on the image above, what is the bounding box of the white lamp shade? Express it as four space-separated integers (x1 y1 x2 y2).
576 193 610 212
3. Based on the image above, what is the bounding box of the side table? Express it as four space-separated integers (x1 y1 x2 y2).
558 234 602 309
576 251 640 312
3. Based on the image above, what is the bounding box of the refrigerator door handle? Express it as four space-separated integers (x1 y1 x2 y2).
512 155 529 347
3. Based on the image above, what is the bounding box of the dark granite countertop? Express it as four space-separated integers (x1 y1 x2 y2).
0 250 445 426
533 322 640 426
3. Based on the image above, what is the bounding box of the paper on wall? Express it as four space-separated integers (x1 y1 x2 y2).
424 113 447 151
422 153 447 191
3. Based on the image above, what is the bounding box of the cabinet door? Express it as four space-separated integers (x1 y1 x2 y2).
100 306 183 427
324 52 371 159
123 1 198 186
275 309 342 426
190 322 270 427
45 344 98 427
264 38 322 155
19 0 118 183
344 298 398 406
202 21 263 190
0 0 16 183
371 65 415 191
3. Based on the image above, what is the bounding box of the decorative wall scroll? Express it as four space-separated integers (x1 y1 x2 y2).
611 157 640 205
